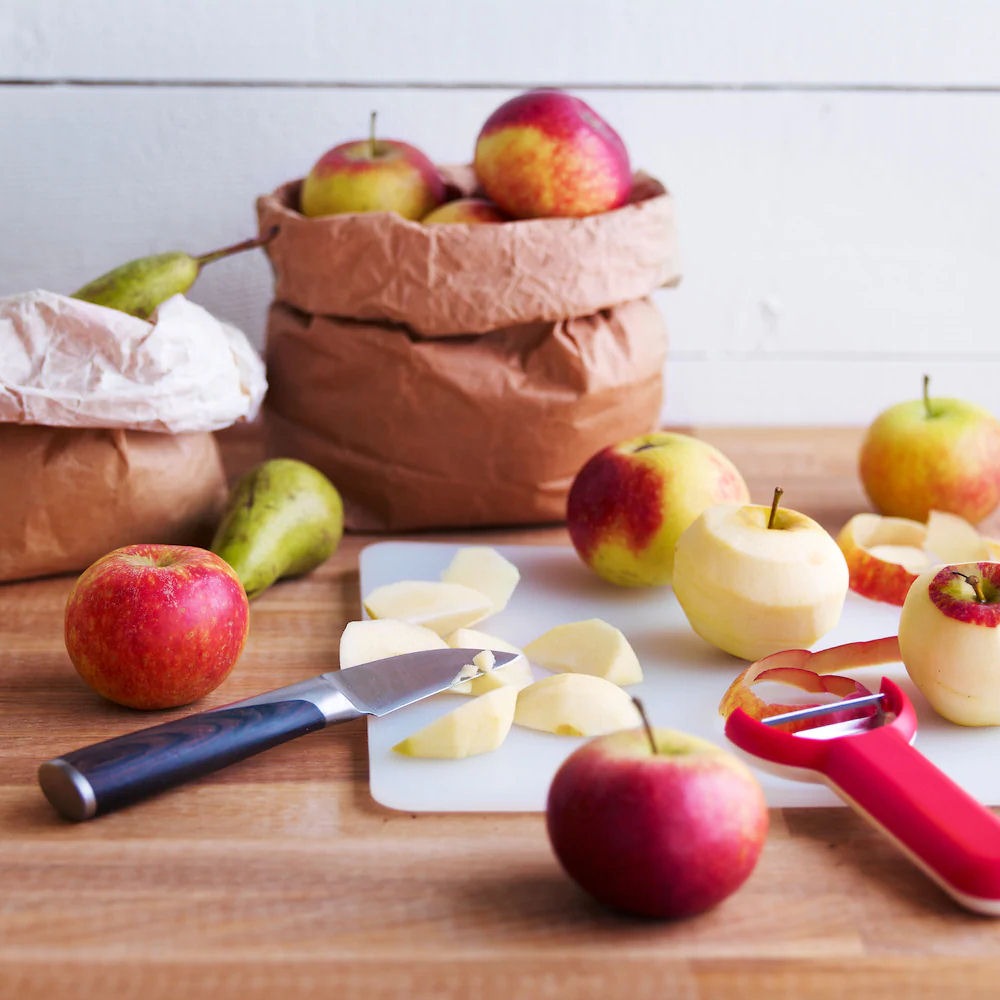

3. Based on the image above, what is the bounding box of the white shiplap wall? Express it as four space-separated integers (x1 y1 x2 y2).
3 0 1000 425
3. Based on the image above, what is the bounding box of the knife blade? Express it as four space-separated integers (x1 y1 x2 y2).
38 648 518 822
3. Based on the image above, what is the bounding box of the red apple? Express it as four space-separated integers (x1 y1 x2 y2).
546 726 768 919
859 376 1000 524
65 544 250 710
567 431 750 586
474 89 631 219
300 115 444 220
421 197 510 224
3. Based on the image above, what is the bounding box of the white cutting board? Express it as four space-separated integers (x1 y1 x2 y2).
360 541 1000 811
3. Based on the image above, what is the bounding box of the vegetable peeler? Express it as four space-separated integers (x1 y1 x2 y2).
725 676 1000 915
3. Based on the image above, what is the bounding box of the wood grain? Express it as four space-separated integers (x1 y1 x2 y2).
3 423 1000 999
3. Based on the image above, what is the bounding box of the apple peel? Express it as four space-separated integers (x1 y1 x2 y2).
718 635 902 731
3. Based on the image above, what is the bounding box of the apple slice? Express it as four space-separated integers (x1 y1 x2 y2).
925 510 992 563
514 673 642 737
836 512 929 606
523 619 643 686
392 686 518 758
339 618 448 669
362 580 493 636
441 547 520 614
445 627 534 695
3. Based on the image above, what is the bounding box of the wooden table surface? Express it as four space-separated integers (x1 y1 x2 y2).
4 425 1000 1000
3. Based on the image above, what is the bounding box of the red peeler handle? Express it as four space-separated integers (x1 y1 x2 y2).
820 720 1000 914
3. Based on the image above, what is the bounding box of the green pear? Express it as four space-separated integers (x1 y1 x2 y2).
211 459 344 600
71 227 278 319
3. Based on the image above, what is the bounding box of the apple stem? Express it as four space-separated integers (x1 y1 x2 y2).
923 373 934 419
369 110 377 159
767 487 784 529
953 570 986 602
631 697 658 754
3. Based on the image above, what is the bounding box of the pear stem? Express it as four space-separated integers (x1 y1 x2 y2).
953 570 986 603
194 226 279 267
370 110 377 159
767 487 785 529
632 697 658 755
923 373 934 419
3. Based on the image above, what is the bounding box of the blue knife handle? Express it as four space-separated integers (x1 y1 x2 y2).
39 698 330 821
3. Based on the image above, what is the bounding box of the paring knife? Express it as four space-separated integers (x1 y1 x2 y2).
38 648 518 822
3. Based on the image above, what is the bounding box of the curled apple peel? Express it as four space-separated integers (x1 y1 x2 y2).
718 635 902 731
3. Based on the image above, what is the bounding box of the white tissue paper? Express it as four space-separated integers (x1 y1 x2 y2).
0 290 267 432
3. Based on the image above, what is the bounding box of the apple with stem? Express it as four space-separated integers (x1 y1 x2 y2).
567 431 750 587
474 89 632 219
546 698 768 919
899 562 1000 726
672 488 849 661
300 112 445 220
65 545 250 710
860 375 1000 524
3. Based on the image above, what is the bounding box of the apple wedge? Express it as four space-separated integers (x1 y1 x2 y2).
392 685 518 758
441 547 520 614
523 619 643 686
514 673 642 737
362 580 493 636
339 618 448 669
445 627 534 695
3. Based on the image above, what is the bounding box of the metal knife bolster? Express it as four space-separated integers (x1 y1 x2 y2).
221 674 363 725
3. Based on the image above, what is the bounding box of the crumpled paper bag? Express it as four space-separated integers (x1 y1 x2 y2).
0 290 266 432
0 291 265 582
0 425 226 583
256 165 681 338
263 298 668 530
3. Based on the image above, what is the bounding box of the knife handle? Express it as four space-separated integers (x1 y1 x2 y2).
39 697 332 821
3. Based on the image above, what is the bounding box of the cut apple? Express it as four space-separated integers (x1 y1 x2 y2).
523 619 643 686
362 580 493 636
446 627 534 695
441 547 520 614
456 649 496 682
514 673 642 737
837 509 1000 607
392 686 518 758
339 618 448 669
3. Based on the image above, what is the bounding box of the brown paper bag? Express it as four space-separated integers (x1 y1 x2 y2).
256 167 681 338
263 299 668 530
0 426 226 582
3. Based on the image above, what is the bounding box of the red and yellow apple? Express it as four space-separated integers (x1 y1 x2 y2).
474 89 632 219
422 198 509 224
546 726 768 919
899 562 1000 726
64 544 250 710
567 431 750 587
859 376 1000 524
672 494 849 661
300 117 444 219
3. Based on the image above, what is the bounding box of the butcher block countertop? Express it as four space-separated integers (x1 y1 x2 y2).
4 424 1000 1000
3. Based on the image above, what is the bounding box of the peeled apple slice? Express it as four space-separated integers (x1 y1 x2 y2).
392 685 518 758
446 627 534 695
339 618 447 669
514 673 642 737
441 547 520 614
523 619 643 686
837 510 1000 607
362 580 493 636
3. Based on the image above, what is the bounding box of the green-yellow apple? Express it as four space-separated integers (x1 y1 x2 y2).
422 198 510 224
64 545 250 710
546 725 768 919
567 431 750 586
473 89 631 219
899 562 1000 726
672 491 849 661
859 376 1000 524
300 114 444 220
